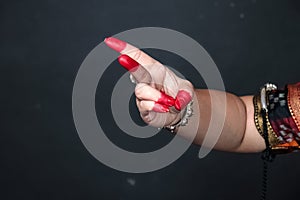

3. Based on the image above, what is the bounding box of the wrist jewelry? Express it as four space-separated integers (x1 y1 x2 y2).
254 83 281 150
164 100 194 133
254 82 300 153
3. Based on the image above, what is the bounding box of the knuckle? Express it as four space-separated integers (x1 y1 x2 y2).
182 79 194 89
139 100 146 108
134 83 149 98
141 113 152 124
134 83 144 97
131 50 142 61
135 88 142 98
139 101 151 111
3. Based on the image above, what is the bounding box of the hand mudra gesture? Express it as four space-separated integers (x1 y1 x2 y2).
105 37 194 128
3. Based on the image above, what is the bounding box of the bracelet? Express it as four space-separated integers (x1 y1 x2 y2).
164 100 194 133
253 94 281 148
254 83 300 154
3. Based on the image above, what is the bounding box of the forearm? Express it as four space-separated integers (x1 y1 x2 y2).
176 89 266 153
104 37 298 154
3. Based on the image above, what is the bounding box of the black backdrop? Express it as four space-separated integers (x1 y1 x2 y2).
1 0 300 199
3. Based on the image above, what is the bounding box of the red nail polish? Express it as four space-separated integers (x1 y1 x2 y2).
157 92 175 107
175 90 192 111
104 37 126 52
153 103 169 113
118 55 139 72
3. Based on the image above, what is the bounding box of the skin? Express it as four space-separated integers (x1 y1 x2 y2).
105 37 266 153
177 90 266 153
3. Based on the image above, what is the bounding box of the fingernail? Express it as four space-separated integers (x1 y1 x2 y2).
175 90 192 111
104 37 126 52
157 91 175 107
118 55 139 72
153 103 170 113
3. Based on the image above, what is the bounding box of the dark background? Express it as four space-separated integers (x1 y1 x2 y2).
1 0 300 199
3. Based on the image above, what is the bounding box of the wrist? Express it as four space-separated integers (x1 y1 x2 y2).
164 98 194 133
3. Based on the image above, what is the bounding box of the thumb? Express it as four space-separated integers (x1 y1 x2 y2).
118 54 152 84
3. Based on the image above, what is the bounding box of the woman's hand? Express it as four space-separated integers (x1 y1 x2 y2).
105 37 194 128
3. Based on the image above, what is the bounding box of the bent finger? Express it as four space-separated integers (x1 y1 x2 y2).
135 83 175 107
174 80 194 111
137 99 169 113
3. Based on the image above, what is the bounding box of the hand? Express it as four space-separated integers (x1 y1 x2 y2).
105 37 194 128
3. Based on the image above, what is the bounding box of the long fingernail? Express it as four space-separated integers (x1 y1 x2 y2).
104 37 126 52
153 103 170 113
118 55 139 72
157 91 175 107
175 90 192 111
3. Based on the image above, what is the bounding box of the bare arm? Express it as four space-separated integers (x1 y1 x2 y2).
105 37 266 153
177 89 265 153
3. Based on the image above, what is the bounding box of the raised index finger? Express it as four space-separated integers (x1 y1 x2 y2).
105 37 159 67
